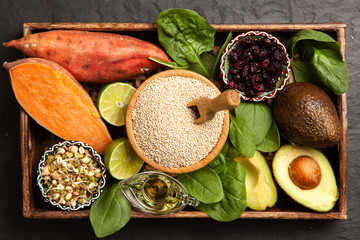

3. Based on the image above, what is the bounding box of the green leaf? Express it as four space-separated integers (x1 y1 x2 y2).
89 181 132 238
156 8 216 79
177 166 223 204
291 61 331 93
220 139 229 156
148 57 189 69
208 152 226 174
285 29 349 95
285 29 342 59
195 158 247 222
226 144 240 159
310 48 349 95
256 119 280 152
187 52 216 77
211 32 233 77
229 114 256 158
291 61 315 83
235 102 273 145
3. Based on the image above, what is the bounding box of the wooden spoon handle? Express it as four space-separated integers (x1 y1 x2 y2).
209 90 241 112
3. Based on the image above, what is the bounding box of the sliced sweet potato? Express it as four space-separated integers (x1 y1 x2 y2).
3 58 112 154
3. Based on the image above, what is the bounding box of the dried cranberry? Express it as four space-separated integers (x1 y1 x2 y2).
244 76 252 86
264 38 273 46
235 59 248 70
251 45 260 57
258 48 268 59
234 74 241 81
227 80 238 89
238 82 246 92
229 50 238 62
245 88 257 98
241 65 250 78
250 62 260 74
238 39 247 45
230 68 239 75
273 50 285 61
272 61 282 75
262 72 270 80
264 78 277 92
261 59 270 68
252 74 262 82
253 83 265 92
242 48 253 60
268 61 281 75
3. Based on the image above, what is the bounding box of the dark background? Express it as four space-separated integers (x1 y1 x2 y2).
0 0 359 239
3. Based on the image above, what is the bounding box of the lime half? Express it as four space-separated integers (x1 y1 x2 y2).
97 82 136 126
104 138 144 180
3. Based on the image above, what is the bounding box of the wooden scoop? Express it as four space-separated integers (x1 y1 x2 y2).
187 90 241 124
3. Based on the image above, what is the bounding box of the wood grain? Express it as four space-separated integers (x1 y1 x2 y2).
20 22 347 219
336 26 348 218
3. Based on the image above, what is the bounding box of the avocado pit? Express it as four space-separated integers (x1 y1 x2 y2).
288 155 322 190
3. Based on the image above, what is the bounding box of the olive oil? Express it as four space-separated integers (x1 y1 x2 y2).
119 172 199 215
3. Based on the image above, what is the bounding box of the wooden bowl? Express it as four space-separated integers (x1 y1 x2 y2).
126 69 229 174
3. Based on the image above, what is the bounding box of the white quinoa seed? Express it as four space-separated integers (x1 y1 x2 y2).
132 76 225 169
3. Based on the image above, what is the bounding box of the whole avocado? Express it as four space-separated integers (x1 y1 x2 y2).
273 82 341 148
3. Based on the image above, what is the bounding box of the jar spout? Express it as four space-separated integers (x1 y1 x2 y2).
183 195 200 207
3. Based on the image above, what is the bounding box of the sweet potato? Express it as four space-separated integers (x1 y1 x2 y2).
3 58 112 154
4 30 171 83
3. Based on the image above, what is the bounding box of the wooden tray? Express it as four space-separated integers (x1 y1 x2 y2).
20 22 347 219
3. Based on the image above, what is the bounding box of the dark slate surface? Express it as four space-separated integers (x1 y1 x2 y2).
0 0 359 239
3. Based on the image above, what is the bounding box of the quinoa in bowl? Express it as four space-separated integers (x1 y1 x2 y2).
126 70 229 174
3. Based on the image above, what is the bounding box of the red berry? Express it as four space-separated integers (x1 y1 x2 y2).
262 59 270 68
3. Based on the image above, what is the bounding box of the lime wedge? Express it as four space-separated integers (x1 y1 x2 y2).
97 82 136 126
104 138 144 180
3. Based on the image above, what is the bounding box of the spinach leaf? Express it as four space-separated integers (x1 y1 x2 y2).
177 166 223 204
256 119 280 152
285 29 342 58
148 57 189 69
222 138 241 159
156 8 216 79
211 32 233 77
89 181 131 238
208 152 226 174
226 144 240 159
285 29 349 95
235 102 272 145
220 138 229 156
195 158 247 222
229 114 256 158
310 48 349 95
187 52 216 77
291 61 316 83
291 61 330 92
149 52 215 79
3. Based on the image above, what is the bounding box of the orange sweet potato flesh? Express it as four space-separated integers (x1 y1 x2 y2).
4 30 171 83
3 58 112 154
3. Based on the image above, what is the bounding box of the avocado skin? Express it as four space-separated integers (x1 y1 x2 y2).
273 82 341 148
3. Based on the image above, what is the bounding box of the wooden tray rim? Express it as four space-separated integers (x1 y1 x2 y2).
20 22 348 220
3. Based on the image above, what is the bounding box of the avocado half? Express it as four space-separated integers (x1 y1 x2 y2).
234 151 277 210
273 144 338 212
